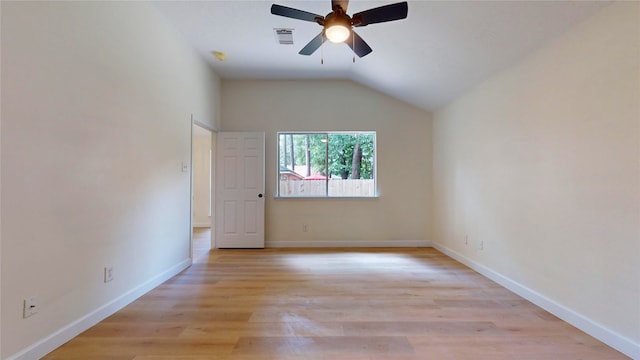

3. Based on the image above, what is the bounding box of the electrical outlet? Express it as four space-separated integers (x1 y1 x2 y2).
104 266 114 283
302 224 309 232
464 235 469 245
478 239 484 250
23 296 38 318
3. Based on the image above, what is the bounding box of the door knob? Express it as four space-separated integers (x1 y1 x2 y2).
258 193 263 198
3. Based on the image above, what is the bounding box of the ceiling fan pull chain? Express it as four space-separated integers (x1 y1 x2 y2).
321 43 325 64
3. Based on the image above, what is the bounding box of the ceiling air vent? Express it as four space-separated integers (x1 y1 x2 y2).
274 28 294 45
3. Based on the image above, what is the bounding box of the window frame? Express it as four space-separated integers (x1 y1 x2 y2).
276 131 378 199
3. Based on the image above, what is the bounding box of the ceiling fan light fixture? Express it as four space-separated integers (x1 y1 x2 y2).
325 24 350 43
271 1 408 57
323 12 351 43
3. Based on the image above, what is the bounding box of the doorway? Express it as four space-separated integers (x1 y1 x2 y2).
191 122 214 262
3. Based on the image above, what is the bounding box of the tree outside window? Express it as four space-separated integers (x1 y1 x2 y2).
277 132 376 197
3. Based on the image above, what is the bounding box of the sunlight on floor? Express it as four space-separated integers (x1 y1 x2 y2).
282 252 441 276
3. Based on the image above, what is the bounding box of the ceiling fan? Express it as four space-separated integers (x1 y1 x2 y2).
271 0 408 58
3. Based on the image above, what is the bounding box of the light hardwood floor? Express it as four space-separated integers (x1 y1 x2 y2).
192 227 212 264
44 230 627 359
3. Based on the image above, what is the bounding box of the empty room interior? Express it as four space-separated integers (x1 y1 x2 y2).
1 1 638 359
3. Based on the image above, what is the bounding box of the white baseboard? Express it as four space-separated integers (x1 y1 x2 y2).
7 258 192 360
431 243 639 360
192 223 211 228
266 240 431 248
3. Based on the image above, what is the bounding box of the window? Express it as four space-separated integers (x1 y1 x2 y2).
277 131 377 198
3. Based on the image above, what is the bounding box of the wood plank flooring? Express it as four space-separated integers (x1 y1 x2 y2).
44 231 627 359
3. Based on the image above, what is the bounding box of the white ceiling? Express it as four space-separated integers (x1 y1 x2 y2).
153 1 608 112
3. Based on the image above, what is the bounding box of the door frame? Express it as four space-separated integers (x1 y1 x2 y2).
190 115 217 260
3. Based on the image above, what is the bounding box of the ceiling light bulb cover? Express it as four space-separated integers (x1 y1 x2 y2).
325 24 350 43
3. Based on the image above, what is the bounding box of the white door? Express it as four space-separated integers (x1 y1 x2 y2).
215 132 265 248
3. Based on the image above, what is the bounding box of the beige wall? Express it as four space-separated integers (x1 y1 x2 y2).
432 1 639 352
1 2 221 358
221 79 432 245
193 132 212 227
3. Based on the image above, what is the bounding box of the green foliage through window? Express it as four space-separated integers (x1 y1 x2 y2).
277 132 376 197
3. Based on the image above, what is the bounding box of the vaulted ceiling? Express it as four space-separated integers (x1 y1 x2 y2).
153 1 608 112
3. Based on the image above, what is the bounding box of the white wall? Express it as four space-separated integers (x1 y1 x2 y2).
193 130 212 227
1 2 221 358
432 1 639 357
222 79 432 246
0 3 3 355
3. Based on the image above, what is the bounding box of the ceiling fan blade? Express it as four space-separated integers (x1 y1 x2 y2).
331 0 349 12
299 32 326 55
352 1 408 27
346 31 373 58
271 4 323 23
